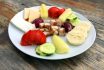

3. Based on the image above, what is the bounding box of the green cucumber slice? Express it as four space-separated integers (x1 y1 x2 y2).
39 43 55 54
36 47 46 56
67 14 77 21
71 18 80 26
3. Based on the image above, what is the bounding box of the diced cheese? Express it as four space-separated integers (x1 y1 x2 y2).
11 21 36 32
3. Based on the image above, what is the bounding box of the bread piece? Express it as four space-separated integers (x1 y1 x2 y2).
28 9 40 22
44 28 49 32
55 19 63 26
51 26 59 31
39 28 45 32
44 23 50 27
59 28 65 36
44 23 51 30
43 31 51 36
39 23 45 28
50 20 57 26
54 30 58 35
24 8 30 20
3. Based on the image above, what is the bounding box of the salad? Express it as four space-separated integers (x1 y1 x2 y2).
15 4 92 57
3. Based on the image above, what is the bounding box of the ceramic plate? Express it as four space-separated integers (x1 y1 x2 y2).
8 6 96 60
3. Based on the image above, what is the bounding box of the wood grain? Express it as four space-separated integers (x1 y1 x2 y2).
0 0 104 70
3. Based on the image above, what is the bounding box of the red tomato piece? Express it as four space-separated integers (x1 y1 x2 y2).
48 7 60 18
58 8 65 16
20 30 46 46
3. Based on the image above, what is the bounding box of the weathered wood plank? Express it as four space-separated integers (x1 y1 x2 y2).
0 0 104 70
0 0 39 70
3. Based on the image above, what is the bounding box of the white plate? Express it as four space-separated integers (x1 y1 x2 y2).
8 6 96 60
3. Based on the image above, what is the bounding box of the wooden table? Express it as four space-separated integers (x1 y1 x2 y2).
0 0 104 70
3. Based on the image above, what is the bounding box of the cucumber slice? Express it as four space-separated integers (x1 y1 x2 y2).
67 14 77 21
71 18 80 26
39 43 55 54
35 43 55 56
36 47 46 56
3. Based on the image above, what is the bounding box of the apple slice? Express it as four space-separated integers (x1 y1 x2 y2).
52 35 70 54
59 8 72 22
40 4 48 19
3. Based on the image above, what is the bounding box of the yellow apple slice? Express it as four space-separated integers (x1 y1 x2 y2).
52 35 70 54
59 8 73 22
40 4 48 18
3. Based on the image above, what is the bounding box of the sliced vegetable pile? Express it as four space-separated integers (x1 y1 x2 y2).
20 4 92 57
